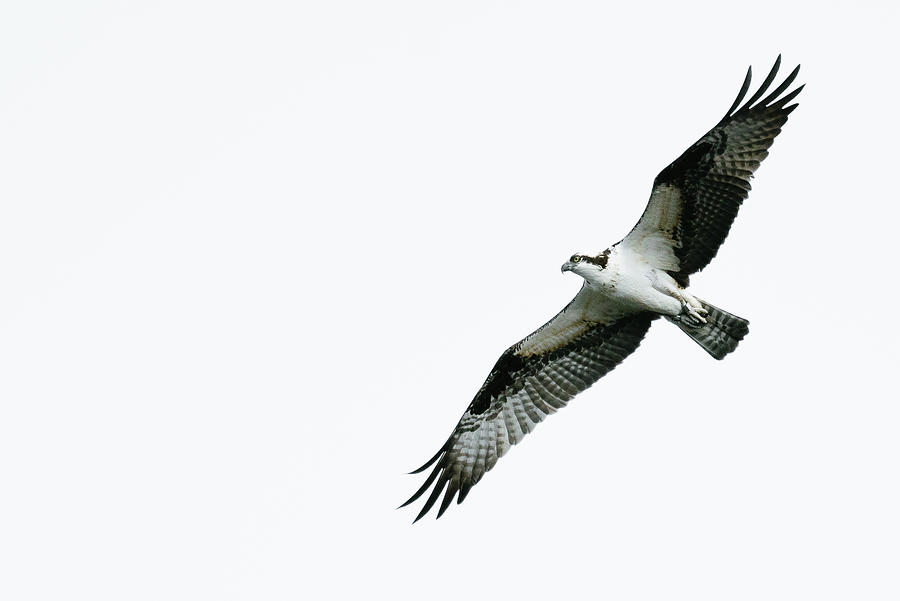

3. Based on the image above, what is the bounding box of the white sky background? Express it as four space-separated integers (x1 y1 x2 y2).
1 1 898 599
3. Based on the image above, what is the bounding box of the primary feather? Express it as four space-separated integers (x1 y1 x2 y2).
621 55 803 285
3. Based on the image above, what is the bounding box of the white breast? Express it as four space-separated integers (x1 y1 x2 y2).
585 247 679 315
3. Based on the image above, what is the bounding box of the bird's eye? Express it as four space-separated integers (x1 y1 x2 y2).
571 255 581 263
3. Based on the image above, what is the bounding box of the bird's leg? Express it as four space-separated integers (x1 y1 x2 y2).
675 299 707 326
682 291 705 312
652 274 707 325
673 289 707 325
650 269 708 327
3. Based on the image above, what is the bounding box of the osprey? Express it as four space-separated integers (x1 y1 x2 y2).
403 57 803 522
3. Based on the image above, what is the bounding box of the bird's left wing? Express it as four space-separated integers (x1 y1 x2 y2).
619 56 803 285
402 286 656 521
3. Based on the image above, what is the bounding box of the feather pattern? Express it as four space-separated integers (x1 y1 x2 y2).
402 306 655 521
402 57 802 522
620 55 803 284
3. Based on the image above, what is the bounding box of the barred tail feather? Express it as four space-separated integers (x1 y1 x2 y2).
667 300 749 360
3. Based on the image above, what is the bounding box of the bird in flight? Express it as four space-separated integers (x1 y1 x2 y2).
402 56 803 522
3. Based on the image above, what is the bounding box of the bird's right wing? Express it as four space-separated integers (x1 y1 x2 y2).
402 286 656 521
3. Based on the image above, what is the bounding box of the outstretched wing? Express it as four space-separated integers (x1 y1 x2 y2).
402 286 656 521
620 55 803 285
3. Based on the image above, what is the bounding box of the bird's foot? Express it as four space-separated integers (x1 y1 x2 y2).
677 301 707 326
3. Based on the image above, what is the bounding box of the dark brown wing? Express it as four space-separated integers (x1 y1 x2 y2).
402 287 656 521
620 56 803 285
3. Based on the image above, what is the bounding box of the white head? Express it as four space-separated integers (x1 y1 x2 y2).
560 250 611 280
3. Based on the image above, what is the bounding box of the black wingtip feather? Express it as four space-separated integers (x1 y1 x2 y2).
408 451 440 475
457 482 472 504
741 55 781 111
436 481 459 519
399 462 442 508
724 66 753 119
758 64 801 107
408 435 452 474
774 84 805 109
413 476 449 523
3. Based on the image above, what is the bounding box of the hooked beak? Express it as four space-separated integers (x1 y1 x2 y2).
561 261 574 274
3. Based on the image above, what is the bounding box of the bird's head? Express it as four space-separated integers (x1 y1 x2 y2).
561 250 610 278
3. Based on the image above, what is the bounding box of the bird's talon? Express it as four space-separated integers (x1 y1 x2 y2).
680 302 707 325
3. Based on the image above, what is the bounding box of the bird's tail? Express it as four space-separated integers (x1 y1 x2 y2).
666 299 749 360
